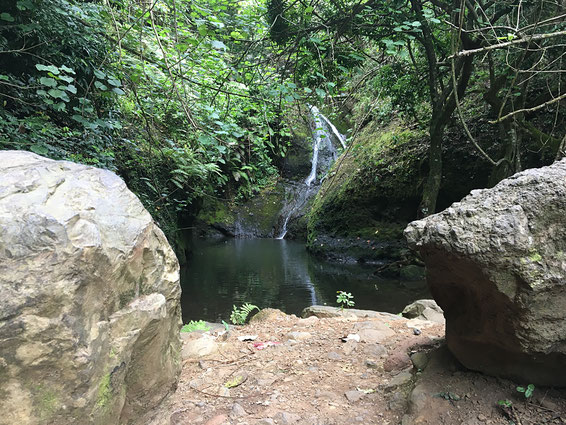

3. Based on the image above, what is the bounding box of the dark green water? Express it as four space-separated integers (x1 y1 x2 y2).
180 238 429 323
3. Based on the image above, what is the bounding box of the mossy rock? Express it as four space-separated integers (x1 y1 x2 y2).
195 183 286 238
306 121 426 262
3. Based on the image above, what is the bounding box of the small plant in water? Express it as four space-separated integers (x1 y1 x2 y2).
181 320 210 333
516 384 535 399
230 303 260 325
336 291 355 310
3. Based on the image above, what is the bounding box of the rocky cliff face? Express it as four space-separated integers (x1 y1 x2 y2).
0 151 182 424
405 159 566 386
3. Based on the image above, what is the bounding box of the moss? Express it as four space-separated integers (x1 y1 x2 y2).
529 252 542 262
35 386 59 419
197 198 235 227
307 121 425 244
96 373 112 409
119 289 136 309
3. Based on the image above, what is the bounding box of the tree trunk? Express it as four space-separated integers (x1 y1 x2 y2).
419 116 444 217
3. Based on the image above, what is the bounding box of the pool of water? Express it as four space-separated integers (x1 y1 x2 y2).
180 238 429 323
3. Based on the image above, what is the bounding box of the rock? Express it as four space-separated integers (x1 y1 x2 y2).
382 370 413 391
353 321 396 343
250 308 288 323
302 305 402 320
274 411 301 424
286 331 312 341
344 390 364 403
343 340 358 356
402 300 445 324
365 359 378 368
406 318 439 330
327 351 342 360
408 383 429 414
405 160 566 386
0 151 181 424
256 419 275 425
297 316 319 326
384 351 412 373
388 391 408 411
364 344 387 358
204 414 229 425
410 352 429 371
182 334 219 358
230 403 247 418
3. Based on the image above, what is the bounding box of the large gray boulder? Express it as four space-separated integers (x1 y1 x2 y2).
0 151 182 424
405 159 566 386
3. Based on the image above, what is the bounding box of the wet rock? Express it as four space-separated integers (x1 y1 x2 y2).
406 159 566 386
0 151 181 425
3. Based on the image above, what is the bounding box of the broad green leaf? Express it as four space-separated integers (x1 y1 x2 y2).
35 64 60 75
60 65 75 74
1 13 15 22
17 0 33 10
94 70 106 79
94 81 107 91
107 78 121 87
65 84 77 94
48 88 66 99
112 87 125 95
40 77 57 87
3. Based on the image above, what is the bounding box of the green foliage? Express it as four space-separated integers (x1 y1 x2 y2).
0 0 299 253
516 384 535 399
230 303 259 325
336 291 355 309
181 320 211 333
498 399 512 408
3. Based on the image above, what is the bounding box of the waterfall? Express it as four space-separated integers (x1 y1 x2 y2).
277 105 345 239
304 105 326 187
276 183 314 239
319 113 347 149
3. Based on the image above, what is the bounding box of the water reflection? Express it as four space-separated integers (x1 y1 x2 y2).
180 238 428 323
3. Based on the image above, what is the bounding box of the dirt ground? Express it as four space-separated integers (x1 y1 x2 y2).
156 308 566 425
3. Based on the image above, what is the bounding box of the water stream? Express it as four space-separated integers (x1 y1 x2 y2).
276 106 343 239
181 238 428 323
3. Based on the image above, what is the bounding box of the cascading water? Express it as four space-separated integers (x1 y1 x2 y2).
277 105 345 239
